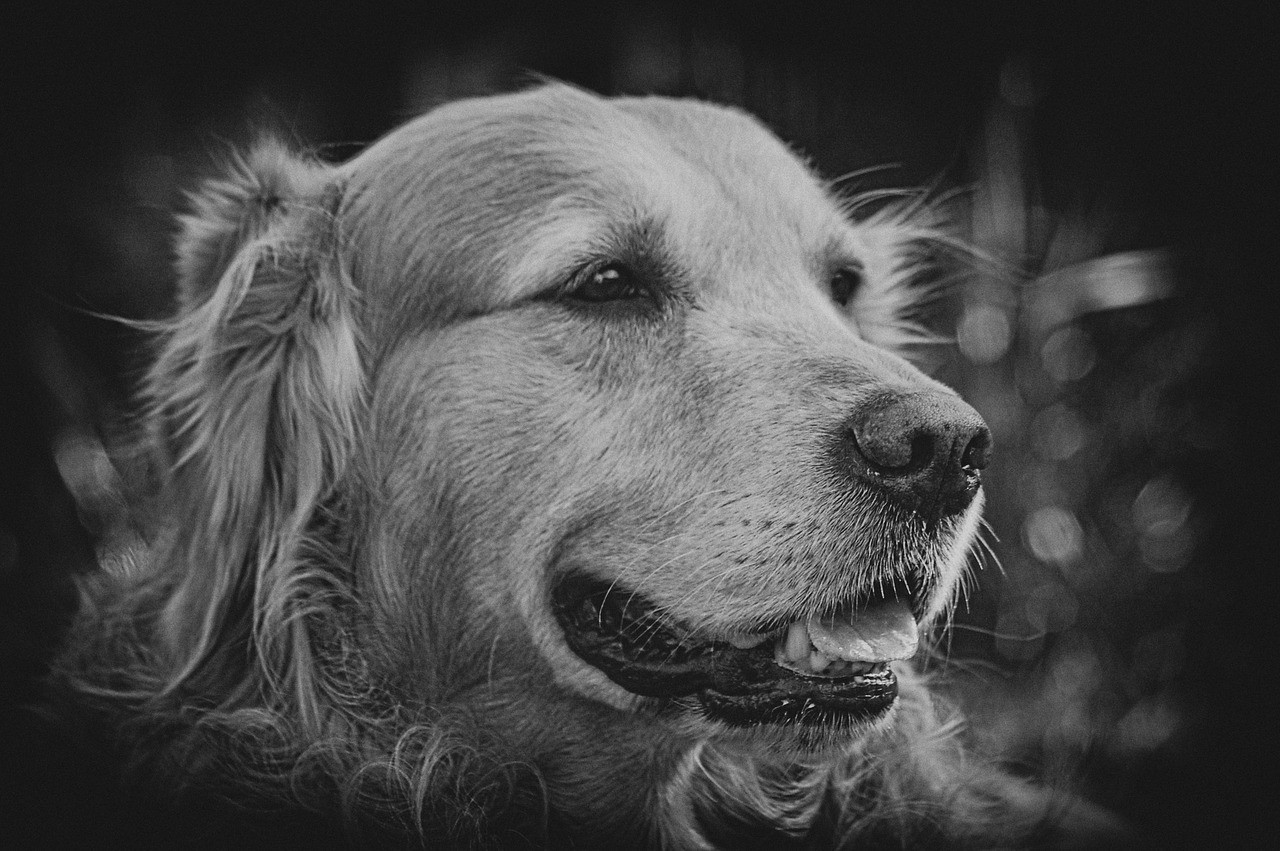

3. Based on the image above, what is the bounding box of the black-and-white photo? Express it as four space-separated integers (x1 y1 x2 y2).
1 3 1270 849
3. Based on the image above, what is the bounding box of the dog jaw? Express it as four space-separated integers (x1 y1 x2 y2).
539 494 984 752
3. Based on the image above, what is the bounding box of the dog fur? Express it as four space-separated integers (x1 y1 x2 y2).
51 84 1125 850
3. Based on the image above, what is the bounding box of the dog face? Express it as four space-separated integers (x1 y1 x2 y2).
65 83 1012 846
334 86 989 752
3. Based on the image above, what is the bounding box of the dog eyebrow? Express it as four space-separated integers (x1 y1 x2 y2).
822 231 869 275
502 210 608 301
502 207 679 304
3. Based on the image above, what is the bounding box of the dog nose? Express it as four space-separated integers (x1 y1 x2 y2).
838 391 992 520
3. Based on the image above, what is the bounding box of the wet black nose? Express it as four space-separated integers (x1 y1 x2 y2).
837 391 992 520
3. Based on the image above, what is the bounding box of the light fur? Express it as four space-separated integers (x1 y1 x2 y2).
52 83 1123 849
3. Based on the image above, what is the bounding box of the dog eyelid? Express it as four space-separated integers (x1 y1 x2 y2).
563 262 654 305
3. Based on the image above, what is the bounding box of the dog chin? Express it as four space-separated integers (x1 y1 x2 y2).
665 695 899 758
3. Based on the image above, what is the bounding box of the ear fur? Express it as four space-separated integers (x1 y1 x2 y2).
147 140 363 721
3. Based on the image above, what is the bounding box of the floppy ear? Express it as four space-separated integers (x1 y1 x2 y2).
148 140 363 714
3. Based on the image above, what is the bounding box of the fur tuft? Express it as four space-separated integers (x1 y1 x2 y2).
67 139 365 738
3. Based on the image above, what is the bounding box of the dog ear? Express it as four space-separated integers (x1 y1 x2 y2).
147 140 363 713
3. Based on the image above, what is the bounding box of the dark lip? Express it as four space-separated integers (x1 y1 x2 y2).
551 574 914 727
694 667 898 728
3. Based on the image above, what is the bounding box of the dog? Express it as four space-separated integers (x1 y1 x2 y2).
49 83 1127 849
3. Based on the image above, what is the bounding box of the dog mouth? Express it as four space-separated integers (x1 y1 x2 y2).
551 574 922 728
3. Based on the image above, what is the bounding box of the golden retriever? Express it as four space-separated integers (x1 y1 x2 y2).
52 83 1126 849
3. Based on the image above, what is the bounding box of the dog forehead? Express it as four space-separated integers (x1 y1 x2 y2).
366 84 819 202
343 85 847 315
611 94 818 193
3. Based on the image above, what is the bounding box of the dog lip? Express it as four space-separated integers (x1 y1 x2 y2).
550 573 914 722
552 571 924 634
695 665 899 728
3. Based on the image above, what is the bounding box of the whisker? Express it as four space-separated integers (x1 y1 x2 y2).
826 162 903 190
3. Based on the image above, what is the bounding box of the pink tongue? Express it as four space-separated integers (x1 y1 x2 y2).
808 599 919 663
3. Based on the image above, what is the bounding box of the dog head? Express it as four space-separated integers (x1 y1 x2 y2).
85 83 1001 843
338 85 987 746
153 82 988 746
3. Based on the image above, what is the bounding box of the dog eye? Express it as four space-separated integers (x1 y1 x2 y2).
567 263 651 304
830 267 863 308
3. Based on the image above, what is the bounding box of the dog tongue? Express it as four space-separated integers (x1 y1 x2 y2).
808 599 919 663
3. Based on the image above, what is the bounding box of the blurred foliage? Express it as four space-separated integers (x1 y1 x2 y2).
943 69 1213 795
2 3 1269 848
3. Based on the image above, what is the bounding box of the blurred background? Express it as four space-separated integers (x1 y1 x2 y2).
1 2 1273 848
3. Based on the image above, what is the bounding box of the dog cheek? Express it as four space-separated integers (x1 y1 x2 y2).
366 330 624 576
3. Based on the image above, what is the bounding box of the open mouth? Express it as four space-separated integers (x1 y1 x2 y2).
551 574 923 728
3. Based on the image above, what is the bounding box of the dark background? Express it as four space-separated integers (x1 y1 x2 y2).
1 2 1273 848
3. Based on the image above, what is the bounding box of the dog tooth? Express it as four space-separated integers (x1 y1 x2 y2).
809 650 831 673
784 621 810 662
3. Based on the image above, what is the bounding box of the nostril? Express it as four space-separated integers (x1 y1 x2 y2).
960 429 993 472
851 412 933 473
908 433 935 472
